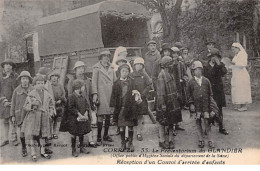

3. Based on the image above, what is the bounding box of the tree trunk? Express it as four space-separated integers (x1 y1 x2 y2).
159 0 183 44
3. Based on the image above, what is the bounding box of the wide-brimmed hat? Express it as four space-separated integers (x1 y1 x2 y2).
171 46 180 53
73 61 85 71
17 71 33 82
174 42 183 49
192 60 203 70
160 43 173 55
48 70 60 80
160 56 173 67
1 58 16 68
118 63 131 73
133 57 145 66
32 75 46 85
116 56 127 65
208 48 221 58
182 47 189 51
38 67 49 76
147 40 156 46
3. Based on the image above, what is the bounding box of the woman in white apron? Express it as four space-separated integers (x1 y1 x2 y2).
230 43 252 111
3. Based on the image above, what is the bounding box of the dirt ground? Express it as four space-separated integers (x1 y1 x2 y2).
1 100 260 164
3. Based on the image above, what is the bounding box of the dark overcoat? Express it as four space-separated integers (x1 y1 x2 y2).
203 62 227 107
129 70 152 116
67 93 91 136
0 71 18 119
187 76 219 114
61 75 92 132
110 77 137 126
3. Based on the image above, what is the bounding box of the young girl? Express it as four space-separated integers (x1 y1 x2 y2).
187 61 218 149
10 71 34 156
110 64 136 152
156 56 181 149
67 79 91 157
129 57 152 141
92 51 117 145
21 75 55 161
67 61 97 148
47 71 66 139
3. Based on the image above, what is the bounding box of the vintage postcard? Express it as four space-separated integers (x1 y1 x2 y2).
0 0 260 165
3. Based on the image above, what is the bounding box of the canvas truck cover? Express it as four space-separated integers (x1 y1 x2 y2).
37 0 151 57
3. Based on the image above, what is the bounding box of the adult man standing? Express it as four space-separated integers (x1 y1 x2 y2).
203 48 229 135
0 58 18 147
200 40 215 65
143 40 161 78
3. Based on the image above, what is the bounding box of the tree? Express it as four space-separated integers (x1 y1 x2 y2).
138 0 183 44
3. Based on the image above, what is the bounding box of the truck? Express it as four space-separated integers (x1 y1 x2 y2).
24 1 156 121
25 0 152 85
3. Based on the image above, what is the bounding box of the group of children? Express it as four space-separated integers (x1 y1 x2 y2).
0 40 228 162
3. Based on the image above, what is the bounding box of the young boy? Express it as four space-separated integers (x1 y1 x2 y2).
110 64 137 152
156 56 181 149
10 71 34 157
187 61 218 149
67 79 92 157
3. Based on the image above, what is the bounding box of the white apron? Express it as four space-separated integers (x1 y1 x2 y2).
231 49 252 104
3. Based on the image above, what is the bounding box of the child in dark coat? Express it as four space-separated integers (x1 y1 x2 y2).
129 57 152 141
110 64 136 152
187 61 219 149
67 79 91 157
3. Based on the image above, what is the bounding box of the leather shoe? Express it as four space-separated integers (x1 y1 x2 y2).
137 134 143 141
175 125 185 131
80 147 90 154
159 142 169 149
103 135 113 142
169 141 175 149
219 128 229 135
89 142 97 148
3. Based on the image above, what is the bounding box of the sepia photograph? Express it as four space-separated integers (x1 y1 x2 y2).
0 0 259 165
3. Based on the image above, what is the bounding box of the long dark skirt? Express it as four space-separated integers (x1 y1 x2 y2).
67 114 91 136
